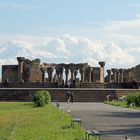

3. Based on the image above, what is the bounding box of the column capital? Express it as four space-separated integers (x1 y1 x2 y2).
47 67 54 73
99 61 105 67
17 57 25 63
87 67 93 71
119 69 125 73
116 70 120 74
111 68 118 73
65 69 69 75
58 67 63 75
74 69 78 75
79 67 86 73
69 68 74 72
107 69 111 74
40 65 45 71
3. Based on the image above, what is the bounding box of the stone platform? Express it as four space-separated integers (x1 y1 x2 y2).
0 88 140 102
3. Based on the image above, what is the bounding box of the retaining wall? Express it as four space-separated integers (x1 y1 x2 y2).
0 88 140 102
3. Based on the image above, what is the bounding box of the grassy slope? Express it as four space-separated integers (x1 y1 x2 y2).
0 102 85 140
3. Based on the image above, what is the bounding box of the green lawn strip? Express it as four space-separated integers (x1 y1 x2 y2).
0 102 92 140
104 101 140 110
0 111 19 140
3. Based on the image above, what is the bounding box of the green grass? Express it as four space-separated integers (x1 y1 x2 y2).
0 102 89 140
104 101 140 110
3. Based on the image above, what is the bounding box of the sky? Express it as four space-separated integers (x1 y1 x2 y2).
0 0 140 76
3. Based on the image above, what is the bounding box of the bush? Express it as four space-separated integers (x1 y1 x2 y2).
43 91 51 104
126 93 140 107
32 90 51 107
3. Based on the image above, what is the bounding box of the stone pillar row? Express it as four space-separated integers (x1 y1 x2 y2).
16 57 105 84
42 66 87 83
42 62 106 84
107 68 125 83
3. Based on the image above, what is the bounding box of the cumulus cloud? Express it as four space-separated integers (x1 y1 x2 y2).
0 34 136 70
101 16 140 68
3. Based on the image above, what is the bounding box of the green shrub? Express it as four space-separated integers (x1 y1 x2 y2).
32 90 51 107
43 90 51 104
126 93 140 107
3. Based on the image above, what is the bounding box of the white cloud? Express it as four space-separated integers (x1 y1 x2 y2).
105 18 140 35
0 34 136 70
104 16 140 46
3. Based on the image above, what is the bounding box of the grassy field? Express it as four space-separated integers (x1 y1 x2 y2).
0 102 87 140
105 101 140 110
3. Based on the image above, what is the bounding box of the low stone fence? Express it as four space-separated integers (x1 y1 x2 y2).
0 88 140 102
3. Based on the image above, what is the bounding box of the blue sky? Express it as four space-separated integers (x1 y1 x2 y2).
0 0 140 76
0 0 140 35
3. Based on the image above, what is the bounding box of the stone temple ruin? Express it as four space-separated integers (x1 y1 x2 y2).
2 57 105 87
1 57 140 88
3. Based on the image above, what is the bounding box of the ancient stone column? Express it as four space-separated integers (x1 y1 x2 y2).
47 67 54 82
111 68 117 83
127 69 132 82
99 62 105 83
107 70 111 83
80 67 85 82
87 67 92 83
116 70 120 83
123 70 127 82
119 69 125 83
65 69 69 84
41 68 45 82
59 67 63 83
74 69 78 80
17 57 25 83
70 69 74 80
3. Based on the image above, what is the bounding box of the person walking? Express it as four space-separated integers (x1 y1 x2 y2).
66 91 71 104
70 91 74 103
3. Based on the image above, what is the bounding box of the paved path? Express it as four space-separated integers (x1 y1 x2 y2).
59 102 140 140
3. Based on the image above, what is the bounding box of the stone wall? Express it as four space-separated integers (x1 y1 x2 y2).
2 65 18 83
29 63 42 82
92 67 100 82
0 88 140 102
